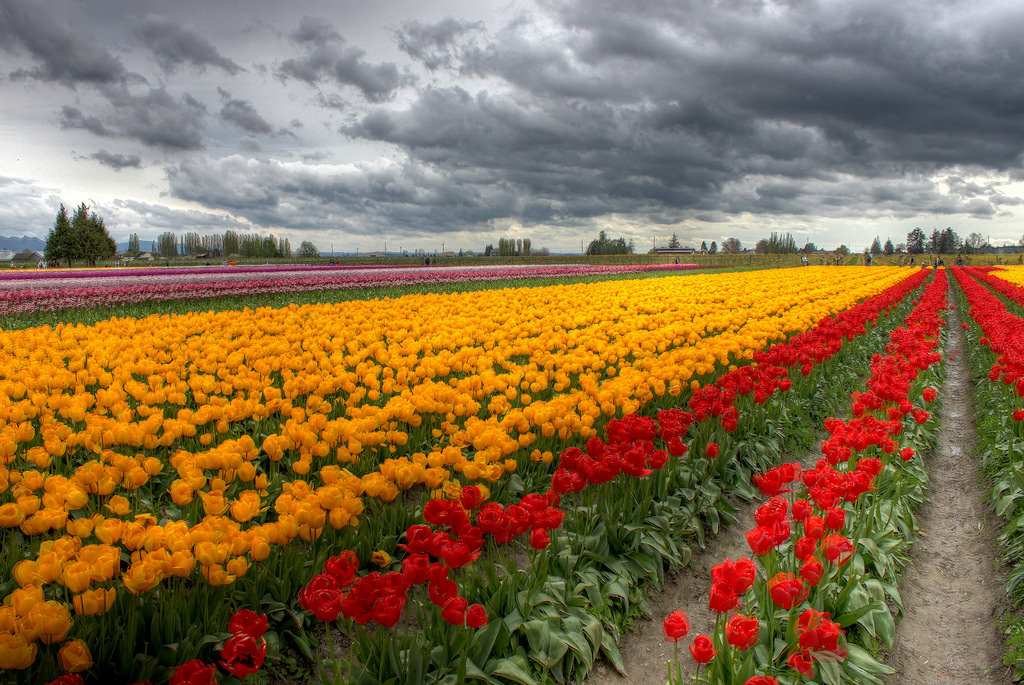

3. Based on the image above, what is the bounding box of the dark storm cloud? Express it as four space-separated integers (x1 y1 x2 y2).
395 18 485 71
277 16 403 102
330 0 1024 230
0 0 125 85
219 98 274 135
135 15 243 75
88 150 143 170
60 106 115 137
63 87 207 150
163 154 574 235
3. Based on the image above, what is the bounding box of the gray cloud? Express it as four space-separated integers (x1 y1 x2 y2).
88 150 143 170
0 0 125 85
278 16 403 102
291 15 343 46
220 98 274 135
5 0 1024 250
135 15 243 74
62 87 207 150
396 18 484 71
60 106 115 137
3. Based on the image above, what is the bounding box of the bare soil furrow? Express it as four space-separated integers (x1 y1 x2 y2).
882 294 1010 684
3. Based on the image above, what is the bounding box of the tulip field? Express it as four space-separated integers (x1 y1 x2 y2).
2 263 1024 684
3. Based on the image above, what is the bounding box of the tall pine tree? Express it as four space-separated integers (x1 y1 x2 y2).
45 204 76 267
72 203 116 266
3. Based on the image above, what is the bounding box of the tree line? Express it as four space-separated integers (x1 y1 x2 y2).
146 230 294 259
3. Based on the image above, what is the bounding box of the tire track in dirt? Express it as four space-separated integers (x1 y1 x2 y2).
881 292 1010 684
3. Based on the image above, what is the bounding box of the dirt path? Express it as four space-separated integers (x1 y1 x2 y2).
587 446 823 684
586 491 758 684
882 297 1010 684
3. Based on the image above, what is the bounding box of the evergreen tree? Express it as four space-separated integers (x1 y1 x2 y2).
700 240 708 252
906 228 926 254
883 239 895 255
928 229 941 253
938 227 961 254
128 233 140 253
45 204 75 267
668 233 680 249
708 241 717 254
71 203 116 266
870 236 882 254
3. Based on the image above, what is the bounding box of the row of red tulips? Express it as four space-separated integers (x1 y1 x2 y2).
663 269 948 684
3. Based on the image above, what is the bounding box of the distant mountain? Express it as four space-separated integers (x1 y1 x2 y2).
0 235 46 252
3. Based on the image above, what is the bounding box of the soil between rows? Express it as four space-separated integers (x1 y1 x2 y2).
586 287 1011 685
881 292 1010 684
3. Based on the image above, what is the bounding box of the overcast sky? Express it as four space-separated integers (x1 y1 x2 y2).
2 0 1023 254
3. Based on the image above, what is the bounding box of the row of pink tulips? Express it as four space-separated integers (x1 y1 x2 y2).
0 264 703 315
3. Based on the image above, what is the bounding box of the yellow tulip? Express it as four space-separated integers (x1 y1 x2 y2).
72 587 116 616
0 632 36 670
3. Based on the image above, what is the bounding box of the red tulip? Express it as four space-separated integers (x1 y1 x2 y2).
743 676 779 685
689 634 716 663
529 528 551 550
823 507 845 531
662 610 690 642
428 577 459 606
170 659 217 685
46 677 84 685
460 485 484 510
371 594 405 627
803 515 825 540
746 526 776 556
441 542 480 569
800 557 824 587
711 557 756 594
706 442 720 459
220 633 267 677
788 649 814 676
466 603 488 628
401 553 432 585
767 573 808 609
725 613 759 651
228 609 268 639
323 551 360 585
441 597 468 626
922 387 938 402
821 533 854 566
794 535 817 560
708 580 740 614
